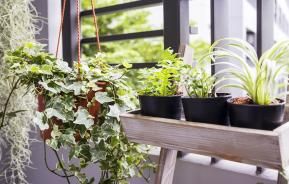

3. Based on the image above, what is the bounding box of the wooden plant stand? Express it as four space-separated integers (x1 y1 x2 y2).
120 111 289 184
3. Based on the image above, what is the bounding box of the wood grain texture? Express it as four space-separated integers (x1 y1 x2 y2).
283 105 289 122
277 172 289 184
120 112 282 170
154 148 177 184
274 123 289 169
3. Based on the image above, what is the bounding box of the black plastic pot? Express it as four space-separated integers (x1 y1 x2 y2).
228 98 285 130
182 93 231 125
139 95 182 120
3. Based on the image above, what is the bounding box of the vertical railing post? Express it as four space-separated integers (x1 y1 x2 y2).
163 0 190 52
210 0 215 76
62 0 78 65
256 0 263 58
256 0 274 57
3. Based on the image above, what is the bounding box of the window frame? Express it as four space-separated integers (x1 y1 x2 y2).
62 0 193 68
61 0 264 72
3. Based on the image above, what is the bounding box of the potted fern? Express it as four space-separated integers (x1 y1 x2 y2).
138 49 184 119
181 59 231 125
210 38 289 130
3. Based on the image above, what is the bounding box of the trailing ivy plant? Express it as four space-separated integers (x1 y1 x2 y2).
209 38 289 105
138 49 184 96
6 42 152 184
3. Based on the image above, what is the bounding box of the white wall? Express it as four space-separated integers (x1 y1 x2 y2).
274 0 289 41
213 0 246 97
48 0 61 55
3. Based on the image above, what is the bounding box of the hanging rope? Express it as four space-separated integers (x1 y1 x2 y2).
90 0 101 52
76 0 81 74
46 0 103 180
55 0 67 58
55 0 101 75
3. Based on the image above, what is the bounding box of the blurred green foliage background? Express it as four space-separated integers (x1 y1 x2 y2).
81 0 163 63
81 0 210 88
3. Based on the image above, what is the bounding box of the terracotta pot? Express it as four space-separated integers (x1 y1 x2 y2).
75 81 107 118
38 94 46 112
39 81 108 141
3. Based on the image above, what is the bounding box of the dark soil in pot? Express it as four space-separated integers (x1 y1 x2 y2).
182 93 231 125
139 95 182 120
228 97 285 130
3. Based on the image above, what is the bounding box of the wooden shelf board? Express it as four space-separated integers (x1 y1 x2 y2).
120 111 289 170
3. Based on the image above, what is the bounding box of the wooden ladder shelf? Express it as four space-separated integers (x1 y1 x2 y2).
120 111 289 184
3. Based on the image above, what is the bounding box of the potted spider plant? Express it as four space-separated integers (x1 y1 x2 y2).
138 49 184 119
181 59 231 125
210 38 289 130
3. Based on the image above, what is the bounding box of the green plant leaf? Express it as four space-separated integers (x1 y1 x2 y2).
40 64 53 75
39 81 58 94
122 61 132 69
91 148 107 161
48 139 59 150
73 108 94 129
69 147 76 160
56 60 72 73
51 125 62 138
68 82 83 95
79 144 92 163
33 112 49 130
107 104 121 121
62 132 77 144
45 108 66 121
94 92 114 104
29 65 40 73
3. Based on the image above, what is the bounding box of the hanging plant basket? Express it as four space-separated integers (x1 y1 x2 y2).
39 81 108 140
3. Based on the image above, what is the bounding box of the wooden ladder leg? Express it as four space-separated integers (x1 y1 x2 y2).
154 148 178 184
277 172 289 184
